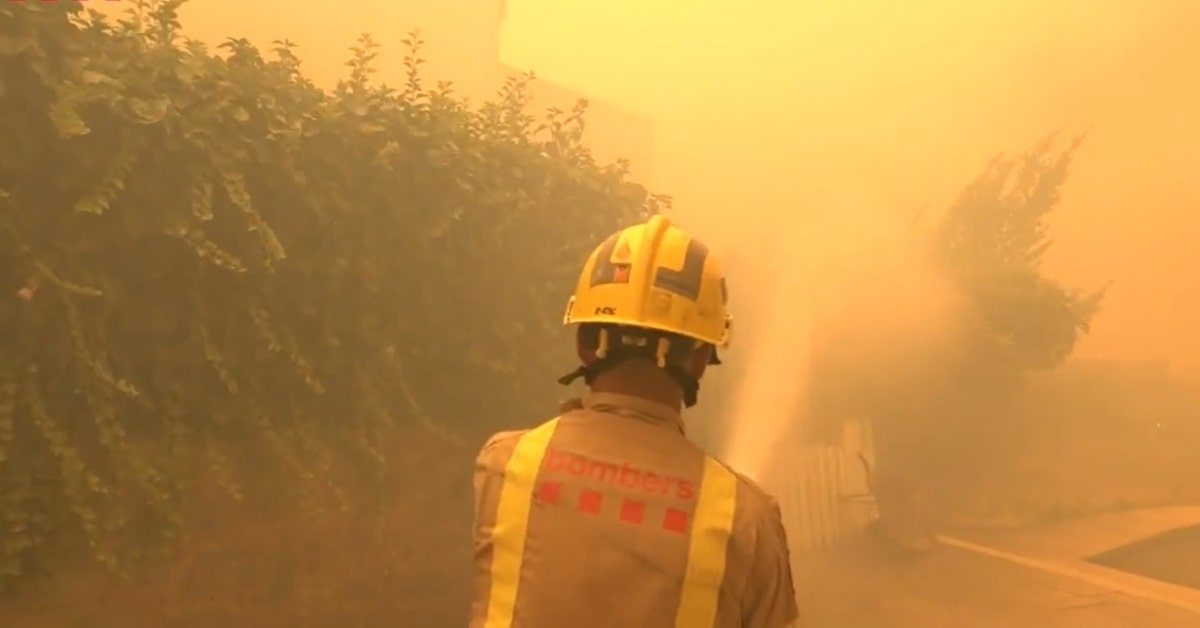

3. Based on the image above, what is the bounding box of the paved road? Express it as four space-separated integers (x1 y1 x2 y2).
793 535 1200 627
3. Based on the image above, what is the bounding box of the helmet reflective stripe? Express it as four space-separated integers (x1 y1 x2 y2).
565 214 733 348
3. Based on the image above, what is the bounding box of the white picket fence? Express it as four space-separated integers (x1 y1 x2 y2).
772 420 879 552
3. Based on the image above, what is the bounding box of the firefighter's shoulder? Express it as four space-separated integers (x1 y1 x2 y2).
475 428 526 470
707 455 782 520
476 403 580 469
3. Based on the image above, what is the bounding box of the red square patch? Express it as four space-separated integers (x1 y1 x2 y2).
578 489 603 514
536 480 562 505
619 498 645 524
663 507 689 533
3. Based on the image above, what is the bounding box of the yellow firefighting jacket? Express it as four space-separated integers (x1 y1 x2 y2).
470 392 799 627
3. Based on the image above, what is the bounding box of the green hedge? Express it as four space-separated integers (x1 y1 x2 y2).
0 0 652 588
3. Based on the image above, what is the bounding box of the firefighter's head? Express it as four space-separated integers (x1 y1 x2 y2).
557 214 732 407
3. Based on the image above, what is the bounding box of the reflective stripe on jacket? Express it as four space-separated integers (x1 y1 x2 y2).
470 392 799 628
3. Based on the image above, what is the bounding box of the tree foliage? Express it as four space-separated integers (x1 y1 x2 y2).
802 132 1107 459
0 0 653 590
935 133 1106 373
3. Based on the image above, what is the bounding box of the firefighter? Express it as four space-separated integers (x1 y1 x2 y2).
470 215 799 628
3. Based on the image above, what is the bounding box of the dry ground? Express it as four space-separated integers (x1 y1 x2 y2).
794 531 1200 627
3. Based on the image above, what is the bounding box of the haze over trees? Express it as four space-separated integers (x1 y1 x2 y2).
0 0 648 606
0 0 1113 624
800 133 1108 508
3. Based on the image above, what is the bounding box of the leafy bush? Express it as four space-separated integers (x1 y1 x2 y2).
935 133 1106 374
800 133 1106 465
0 0 652 590
916 135 1107 469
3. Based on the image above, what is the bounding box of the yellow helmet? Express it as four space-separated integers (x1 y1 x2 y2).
563 214 732 348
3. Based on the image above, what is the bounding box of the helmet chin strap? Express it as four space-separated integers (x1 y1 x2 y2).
556 358 701 408
560 324 708 407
